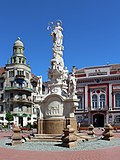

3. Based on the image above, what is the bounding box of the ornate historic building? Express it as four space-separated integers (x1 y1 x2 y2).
74 64 120 127
0 38 42 126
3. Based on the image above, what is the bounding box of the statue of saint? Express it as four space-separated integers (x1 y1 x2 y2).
51 22 63 46
68 73 76 96
36 76 42 95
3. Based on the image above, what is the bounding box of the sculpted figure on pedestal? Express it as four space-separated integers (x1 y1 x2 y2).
51 22 63 47
48 20 65 81
68 73 76 96
36 76 42 95
52 44 63 57
51 55 64 73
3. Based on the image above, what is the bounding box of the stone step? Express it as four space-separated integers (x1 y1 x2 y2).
31 134 62 142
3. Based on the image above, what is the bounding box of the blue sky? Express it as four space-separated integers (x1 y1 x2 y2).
0 0 120 81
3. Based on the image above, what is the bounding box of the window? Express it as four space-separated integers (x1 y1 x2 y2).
22 71 24 75
14 57 16 63
115 93 120 107
0 94 3 101
10 105 13 111
11 81 13 87
0 83 3 89
17 70 24 76
100 94 105 107
19 48 21 53
26 72 29 79
22 60 25 64
78 96 83 109
0 105 3 112
114 115 120 123
91 89 106 109
19 58 21 63
26 82 28 87
9 70 14 77
92 94 98 108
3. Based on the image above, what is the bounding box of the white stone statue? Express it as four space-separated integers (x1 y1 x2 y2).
52 44 63 57
51 22 63 46
36 76 42 95
62 67 68 81
68 73 76 96
50 53 64 75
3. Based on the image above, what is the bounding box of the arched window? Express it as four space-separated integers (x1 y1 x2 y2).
91 89 106 109
115 93 120 107
19 58 21 63
100 94 105 107
92 94 97 108
78 96 82 109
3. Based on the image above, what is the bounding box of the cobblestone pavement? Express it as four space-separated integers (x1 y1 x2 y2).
0 129 120 160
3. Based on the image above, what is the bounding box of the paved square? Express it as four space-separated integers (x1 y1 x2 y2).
0 130 120 160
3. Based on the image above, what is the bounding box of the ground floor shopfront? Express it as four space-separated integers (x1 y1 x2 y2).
75 110 120 128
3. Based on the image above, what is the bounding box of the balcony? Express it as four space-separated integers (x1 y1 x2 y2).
15 75 25 85
11 105 32 116
12 112 31 117
5 86 33 92
9 95 33 104
15 74 25 79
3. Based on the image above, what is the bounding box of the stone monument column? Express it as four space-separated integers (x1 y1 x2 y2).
37 20 79 134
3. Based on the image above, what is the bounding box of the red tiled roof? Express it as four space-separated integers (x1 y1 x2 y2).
31 73 39 82
0 67 5 76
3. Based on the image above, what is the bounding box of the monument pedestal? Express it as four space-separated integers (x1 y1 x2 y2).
43 118 64 134
38 117 77 134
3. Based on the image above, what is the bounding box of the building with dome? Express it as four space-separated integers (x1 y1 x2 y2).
0 38 42 127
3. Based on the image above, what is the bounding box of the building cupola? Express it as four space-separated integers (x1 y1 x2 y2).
13 37 24 55
11 37 27 65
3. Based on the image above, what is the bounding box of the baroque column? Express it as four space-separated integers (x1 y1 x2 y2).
47 20 68 95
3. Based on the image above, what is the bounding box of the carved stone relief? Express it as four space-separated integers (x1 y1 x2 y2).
45 100 63 117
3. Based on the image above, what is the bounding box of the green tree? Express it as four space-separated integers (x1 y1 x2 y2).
5 112 13 122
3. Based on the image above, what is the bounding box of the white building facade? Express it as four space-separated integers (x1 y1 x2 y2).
0 38 41 127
